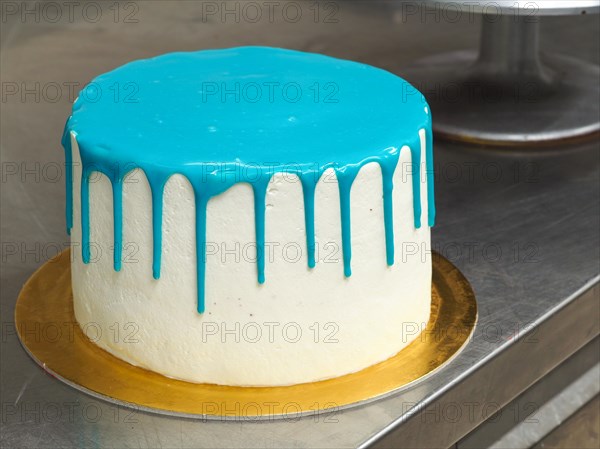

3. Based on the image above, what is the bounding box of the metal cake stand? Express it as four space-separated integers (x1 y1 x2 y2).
401 1 600 145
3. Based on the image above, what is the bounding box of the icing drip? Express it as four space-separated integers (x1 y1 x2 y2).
252 179 268 285
299 175 317 269
426 126 436 226
62 47 435 314
193 193 209 313
380 158 397 266
337 169 356 277
112 178 123 272
79 162 90 264
147 172 167 280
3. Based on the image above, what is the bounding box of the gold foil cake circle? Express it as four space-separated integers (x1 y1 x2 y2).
15 250 477 419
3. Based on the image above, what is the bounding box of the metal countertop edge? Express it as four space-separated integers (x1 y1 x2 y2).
359 276 600 449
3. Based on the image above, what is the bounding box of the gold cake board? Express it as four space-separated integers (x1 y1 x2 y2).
15 250 477 419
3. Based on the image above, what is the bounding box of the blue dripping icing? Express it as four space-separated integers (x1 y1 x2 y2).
62 125 73 235
252 179 269 284
146 171 168 280
80 166 91 264
192 192 209 314
408 133 423 229
299 175 317 269
380 158 397 266
61 46 436 314
112 179 123 271
336 169 356 277
426 125 436 227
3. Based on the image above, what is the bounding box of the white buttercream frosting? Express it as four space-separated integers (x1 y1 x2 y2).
70 130 432 386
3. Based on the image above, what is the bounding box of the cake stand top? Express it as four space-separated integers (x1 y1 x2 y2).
410 0 600 16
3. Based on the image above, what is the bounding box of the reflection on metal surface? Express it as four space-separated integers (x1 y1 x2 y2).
403 14 600 146
15 250 476 419
458 338 600 449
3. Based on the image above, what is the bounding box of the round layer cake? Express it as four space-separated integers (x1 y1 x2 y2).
62 47 435 386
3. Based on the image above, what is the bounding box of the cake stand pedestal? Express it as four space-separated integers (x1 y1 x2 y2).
401 1 600 146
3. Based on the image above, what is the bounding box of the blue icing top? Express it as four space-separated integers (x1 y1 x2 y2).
62 46 435 313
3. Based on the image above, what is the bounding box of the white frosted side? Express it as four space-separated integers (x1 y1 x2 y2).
70 131 432 386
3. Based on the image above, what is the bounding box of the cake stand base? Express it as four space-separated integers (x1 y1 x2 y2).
403 51 600 146
15 250 477 420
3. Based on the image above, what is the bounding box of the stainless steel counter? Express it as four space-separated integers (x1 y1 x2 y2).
1 2 599 448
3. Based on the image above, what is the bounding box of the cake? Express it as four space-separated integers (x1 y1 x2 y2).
62 47 435 387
